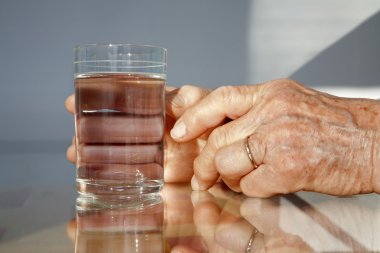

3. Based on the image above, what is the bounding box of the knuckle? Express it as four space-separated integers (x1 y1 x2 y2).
179 85 198 98
169 92 186 110
182 85 205 104
263 85 303 116
270 78 297 88
172 85 207 112
265 79 304 96
208 127 231 150
212 85 236 100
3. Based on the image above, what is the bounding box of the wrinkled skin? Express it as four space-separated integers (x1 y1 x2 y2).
168 79 380 197
66 79 380 197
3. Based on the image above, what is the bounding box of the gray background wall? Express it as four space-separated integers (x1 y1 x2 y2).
0 0 379 145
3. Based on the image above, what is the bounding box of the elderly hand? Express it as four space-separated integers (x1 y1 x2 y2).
65 85 210 183
170 79 380 197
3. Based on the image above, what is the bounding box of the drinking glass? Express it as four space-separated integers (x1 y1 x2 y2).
74 44 166 195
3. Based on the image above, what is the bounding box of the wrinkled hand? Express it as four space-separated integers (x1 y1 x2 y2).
65 85 210 183
170 79 380 197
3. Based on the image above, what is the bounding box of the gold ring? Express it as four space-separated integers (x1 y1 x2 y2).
245 137 259 170
245 228 258 253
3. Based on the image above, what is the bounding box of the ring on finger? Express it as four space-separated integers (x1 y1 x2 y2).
245 137 259 170
245 228 259 253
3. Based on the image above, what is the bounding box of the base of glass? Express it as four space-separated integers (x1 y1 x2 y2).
76 179 163 196
76 191 163 210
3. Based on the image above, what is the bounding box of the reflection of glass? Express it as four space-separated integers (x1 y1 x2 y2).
74 44 167 196
75 194 164 253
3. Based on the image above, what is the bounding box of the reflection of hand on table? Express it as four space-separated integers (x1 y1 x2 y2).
188 184 313 253
190 185 259 253
240 197 314 253
67 184 380 252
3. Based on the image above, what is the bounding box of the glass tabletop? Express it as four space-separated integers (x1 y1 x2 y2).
0 150 380 252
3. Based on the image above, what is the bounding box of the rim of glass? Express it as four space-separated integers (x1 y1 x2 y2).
74 43 167 52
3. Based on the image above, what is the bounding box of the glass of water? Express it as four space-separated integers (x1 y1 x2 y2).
74 44 166 196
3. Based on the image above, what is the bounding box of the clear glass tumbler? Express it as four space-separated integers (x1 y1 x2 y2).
74 44 166 196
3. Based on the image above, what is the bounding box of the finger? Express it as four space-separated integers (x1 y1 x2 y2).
170 85 262 141
66 144 76 163
161 184 194 229
192 114 256 191
212 197 252 251
163 116 198 183
161 184 199 250
240 164 297 198
65 94 75 114
207 182 245 203
239 131 304 197
191 191 223 253
214 139 260 192
241 198 314 253
240 197 281 236
164 140 198 183
237 132 300 197
166 85 209 119
214 219 257 252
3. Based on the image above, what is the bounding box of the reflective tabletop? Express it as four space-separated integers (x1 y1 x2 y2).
0 149 380 252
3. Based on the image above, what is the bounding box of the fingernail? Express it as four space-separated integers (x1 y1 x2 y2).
170 121 186 139
191 176 200 191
